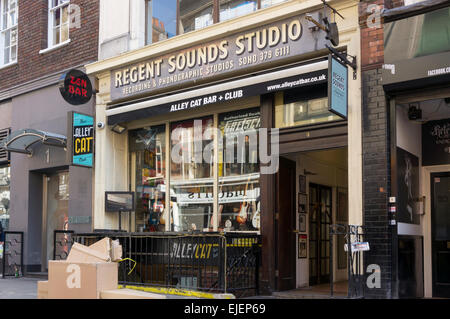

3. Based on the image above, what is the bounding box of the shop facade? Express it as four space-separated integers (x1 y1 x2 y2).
87 0 362 294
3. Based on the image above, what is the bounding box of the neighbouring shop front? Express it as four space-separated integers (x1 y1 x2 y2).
87 1 362 294
382 4 450 298
0 70 95 274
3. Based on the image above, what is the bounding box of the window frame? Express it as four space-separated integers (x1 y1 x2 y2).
47 0 70 49
0 0 18 66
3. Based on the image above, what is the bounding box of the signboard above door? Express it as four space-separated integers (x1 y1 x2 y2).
110 13 328 102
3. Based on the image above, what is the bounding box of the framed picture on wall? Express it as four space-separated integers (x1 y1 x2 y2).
298 193 307 213
299 175 307 194
298 234 307 258
299 213 307 232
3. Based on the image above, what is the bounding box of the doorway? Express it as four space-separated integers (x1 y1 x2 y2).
431 172 450 298
42 171 69 271
309 183 332 285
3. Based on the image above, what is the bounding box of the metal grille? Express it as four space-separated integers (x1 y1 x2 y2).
0 128 10 163
1 231 24 278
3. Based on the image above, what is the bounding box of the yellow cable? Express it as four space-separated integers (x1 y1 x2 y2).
118 258 137 275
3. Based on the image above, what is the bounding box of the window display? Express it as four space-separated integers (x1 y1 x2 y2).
170 117 214 232
129 125 166 232
218 108 260 231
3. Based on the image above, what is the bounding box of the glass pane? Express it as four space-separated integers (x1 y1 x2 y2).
61 23 69 42
129 125 166 232
275 85 341 129
46 172 69 269
219 0 257 22
53 26 60 45
2 13 7 29
4 29 10 46
53 8 61 27
146 0 177 45
261 0 288 9
218 108 260 231
179 0 213 34
10 44 16 61
0 167 11 230
170 117 214 232
10 27 16 45
62 5 69 24
4 47 9 64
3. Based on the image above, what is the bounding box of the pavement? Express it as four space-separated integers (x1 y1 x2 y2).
0 276 40 299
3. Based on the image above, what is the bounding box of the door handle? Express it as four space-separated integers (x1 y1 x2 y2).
293 230 300 233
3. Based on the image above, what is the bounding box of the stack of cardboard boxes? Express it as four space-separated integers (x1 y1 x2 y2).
38 238 165 299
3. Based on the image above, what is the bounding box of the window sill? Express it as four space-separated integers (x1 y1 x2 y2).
39 39 71 55
0 61 18 70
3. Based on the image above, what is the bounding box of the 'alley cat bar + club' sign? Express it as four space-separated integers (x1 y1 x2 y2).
67 112 94 168
110 13 328 102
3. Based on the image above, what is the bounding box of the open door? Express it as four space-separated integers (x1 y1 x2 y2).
275 157 296 291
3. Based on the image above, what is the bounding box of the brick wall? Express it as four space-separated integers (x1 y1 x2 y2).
359 0 395 298
0 0 99 93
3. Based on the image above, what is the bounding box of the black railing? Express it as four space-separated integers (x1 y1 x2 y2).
53 230 74 260
329 224 369 299
1 231 24 278
55 230 261 297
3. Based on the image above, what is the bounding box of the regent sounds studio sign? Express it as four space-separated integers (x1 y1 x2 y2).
60 69 93 105
110 13 327 102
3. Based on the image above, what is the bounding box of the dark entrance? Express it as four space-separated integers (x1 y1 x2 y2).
275 156 296 291
309 183 332 286
431 172 450 298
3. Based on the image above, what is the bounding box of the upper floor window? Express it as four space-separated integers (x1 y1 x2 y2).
145 0 177 45
144 0 290 45
0 0 18 66
48 0 70 48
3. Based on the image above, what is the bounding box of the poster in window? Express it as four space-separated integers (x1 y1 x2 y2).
299 213 306 232
396 147 420 224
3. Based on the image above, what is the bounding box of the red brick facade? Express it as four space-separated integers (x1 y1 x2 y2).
0 0 99 92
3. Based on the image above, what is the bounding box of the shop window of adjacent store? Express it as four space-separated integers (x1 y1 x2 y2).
129 125 166 232
47 0 70 48
145 0 177 45
179 0 214 34
170 117 214 232
0 166 10 230
275 84 341 129
0 0 18 66
218 108 260 232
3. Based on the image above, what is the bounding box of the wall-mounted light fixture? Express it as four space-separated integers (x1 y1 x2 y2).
111 123 127 134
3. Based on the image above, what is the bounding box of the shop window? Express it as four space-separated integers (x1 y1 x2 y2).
170 117 214 232
129 125 166 232
275 85 341 129
0 166 10 230
0 0 17 66
218 108 260 231
47 0 70 48
145 0 177 45
179 0 214 34
219 0 257 22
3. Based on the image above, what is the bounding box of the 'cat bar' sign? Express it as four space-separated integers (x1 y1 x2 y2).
59 69 93 105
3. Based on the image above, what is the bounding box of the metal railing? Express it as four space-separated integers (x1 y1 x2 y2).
330 224 368 299
55 230 261 297
1 231 24 278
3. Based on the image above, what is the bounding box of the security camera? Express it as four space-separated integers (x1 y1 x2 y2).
97 122 105 129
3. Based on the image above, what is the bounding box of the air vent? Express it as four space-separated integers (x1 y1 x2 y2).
0 128 10 163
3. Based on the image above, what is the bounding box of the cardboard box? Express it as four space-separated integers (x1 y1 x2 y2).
37 281 48 299
48 260 118 299
100 288 166 299
66 242 111 263
89 238 111 256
